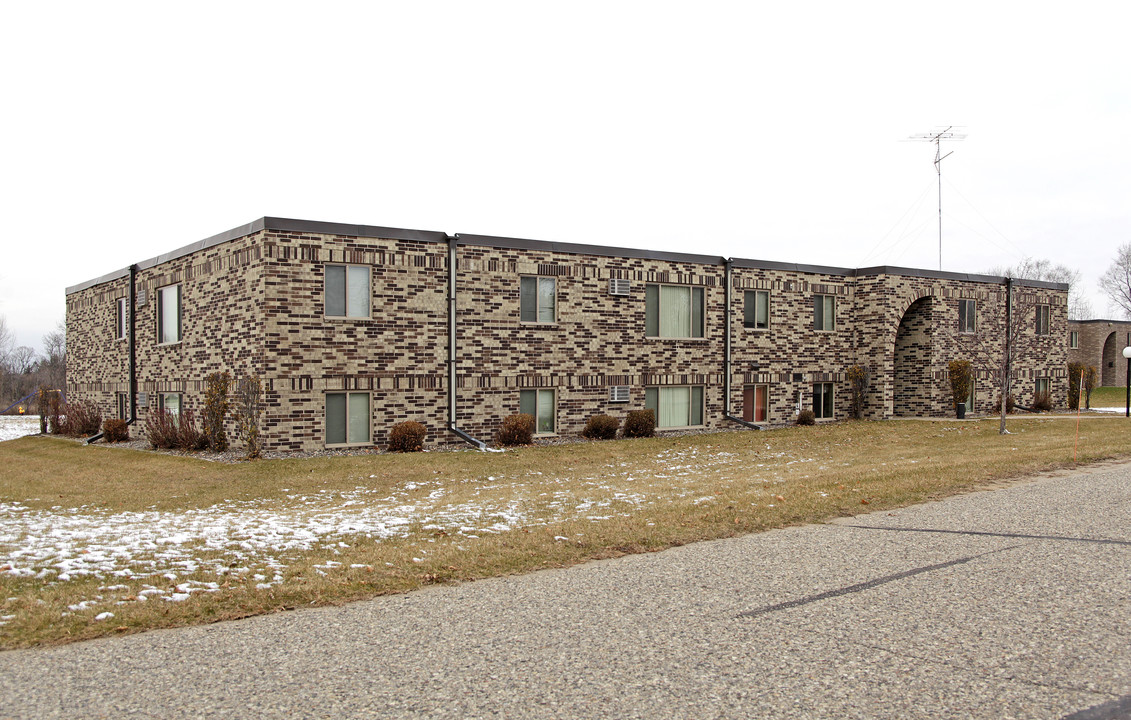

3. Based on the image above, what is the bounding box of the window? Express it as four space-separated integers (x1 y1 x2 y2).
965 380 975 412
157 284 181 344
117 392 129 420
159 393 182 417
813 295 835 331
1035 378 1050 397
812 382 833 419
645 386 704 428
646 284 705 338
520 276 556 323
115 298 127 340
743 384 769 423
1035 304 1050 335
325 265 370 318
744 291 769 330
958 299 976 333
326 392 370 445
1069 331 1079 349
520 389 556 434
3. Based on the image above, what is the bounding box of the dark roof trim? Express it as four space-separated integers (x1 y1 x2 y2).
454 233 725 267
66 216 1071 295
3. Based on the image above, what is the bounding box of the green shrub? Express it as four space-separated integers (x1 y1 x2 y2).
102 418 129 443
1083 366 1097 409
203 371 231 452
1067 362 1083 411
795 409 816 426
622 409 655 438
581 414 619 440
495 414 534 446
388 421 427 452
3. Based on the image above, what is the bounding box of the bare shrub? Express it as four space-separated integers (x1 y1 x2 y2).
495 414 534 447
102 418 129 443
57 400 102 437
1032 391 1052 413
203 371 230 452
846 365 868 420
388 421 427 452
145 410 179 449
235 373 263 459
795 409 816 426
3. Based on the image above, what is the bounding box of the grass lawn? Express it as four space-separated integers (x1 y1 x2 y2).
1089 386 1127 408
2 416 1131 649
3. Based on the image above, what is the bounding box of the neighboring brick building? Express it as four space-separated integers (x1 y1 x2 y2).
65 217 1069 452
1067 319 1131 387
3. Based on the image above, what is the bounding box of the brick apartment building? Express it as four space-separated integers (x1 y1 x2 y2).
65 217 1069 452
1067 319 1131 388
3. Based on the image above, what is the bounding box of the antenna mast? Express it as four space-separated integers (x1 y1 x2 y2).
908 126 966 270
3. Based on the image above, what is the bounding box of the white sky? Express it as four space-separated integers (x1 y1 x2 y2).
2 1 1129 352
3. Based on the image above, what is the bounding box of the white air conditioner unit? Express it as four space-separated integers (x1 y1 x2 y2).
609 386 630 403
609 278 631 296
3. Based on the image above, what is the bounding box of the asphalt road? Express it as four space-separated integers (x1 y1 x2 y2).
3 460 1130 719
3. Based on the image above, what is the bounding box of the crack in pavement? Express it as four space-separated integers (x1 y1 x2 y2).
736 545 1022 619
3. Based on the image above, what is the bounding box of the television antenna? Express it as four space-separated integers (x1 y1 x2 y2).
908 126 966 270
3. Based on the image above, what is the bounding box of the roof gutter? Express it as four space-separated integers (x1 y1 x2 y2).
446 235 487 451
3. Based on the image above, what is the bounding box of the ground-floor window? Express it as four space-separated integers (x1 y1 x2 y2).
159 393 182 417
965 380 976 412
520 388 556 435
117 392 129 420
743 384 769 423
646 386 704 428
812 382 833 419
326 392 370 446
1035 377 1050 397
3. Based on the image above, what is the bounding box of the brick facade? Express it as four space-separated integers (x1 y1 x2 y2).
1067 319 1131 387
65 218 1070 452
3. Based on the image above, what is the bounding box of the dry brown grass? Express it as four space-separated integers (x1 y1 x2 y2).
2 417 1130 649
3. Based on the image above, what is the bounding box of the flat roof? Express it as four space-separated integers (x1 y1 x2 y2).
66 216 1070 294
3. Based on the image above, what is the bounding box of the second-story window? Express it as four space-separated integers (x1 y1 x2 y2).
157 284 181 344
325 265 370 318
744 290 769 329
116 297 127 340
1035 304 1050 335
646 284 705 338
958 299 976 333
813 295 835 331
520 276 556 323
1069 331 1079 348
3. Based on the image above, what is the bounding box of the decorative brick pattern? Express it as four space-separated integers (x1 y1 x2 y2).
65 219 1069 451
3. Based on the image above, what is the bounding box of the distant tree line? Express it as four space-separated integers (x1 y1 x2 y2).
0 316 65 411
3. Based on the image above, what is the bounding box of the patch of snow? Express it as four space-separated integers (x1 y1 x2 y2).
0 416 41 442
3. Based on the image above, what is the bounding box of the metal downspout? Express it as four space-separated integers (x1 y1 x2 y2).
86 264 139 445
723 258 760 430
446 235 487 450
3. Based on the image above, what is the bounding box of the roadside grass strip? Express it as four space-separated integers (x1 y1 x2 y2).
2 417 1130 648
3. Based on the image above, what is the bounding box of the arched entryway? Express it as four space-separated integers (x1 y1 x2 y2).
1102 332 1119 386
893 296 934 416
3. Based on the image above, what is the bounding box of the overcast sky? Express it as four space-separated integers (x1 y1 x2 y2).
2 1 1128 352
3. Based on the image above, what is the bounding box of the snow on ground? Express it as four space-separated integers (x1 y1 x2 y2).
0 416 40 442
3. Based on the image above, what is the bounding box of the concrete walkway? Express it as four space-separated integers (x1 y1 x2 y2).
3 462 1130 719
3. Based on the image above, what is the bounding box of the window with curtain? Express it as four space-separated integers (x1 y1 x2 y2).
645 386 704 428
519 388 556 434
813 295 835 331
744 291 769 329
645 284 704 338
958 299 976 333
157 284 181 344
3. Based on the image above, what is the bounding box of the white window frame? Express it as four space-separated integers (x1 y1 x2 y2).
958 299 976 334
645 385 705 429
520 276 557 324
813 295 835 332
156 284 181 345
1069 331 1079 349
812 382 834 419
744 290 769 330
116 297 127 341
519 388 557 435
159 392 182 417
325 264 371 319
325 391 372 446
645 284 705 339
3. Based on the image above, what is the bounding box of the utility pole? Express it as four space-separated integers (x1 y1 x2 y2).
908 126 966 270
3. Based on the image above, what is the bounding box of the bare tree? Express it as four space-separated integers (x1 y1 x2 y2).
1098 242 1131 319
988 257 1091 320
41 321 65 391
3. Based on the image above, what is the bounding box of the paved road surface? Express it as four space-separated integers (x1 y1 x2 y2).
3 461 1130 719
